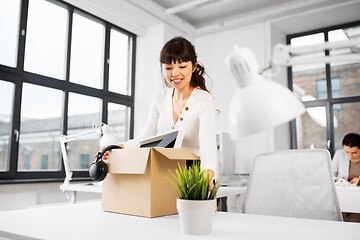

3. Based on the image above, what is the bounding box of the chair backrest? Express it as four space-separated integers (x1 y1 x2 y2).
243 149 342 221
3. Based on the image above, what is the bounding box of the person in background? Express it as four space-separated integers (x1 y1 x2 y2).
332 132 360 222
103 36 218 185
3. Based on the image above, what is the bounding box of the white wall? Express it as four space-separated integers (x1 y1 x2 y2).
133 24 165 137
195 22 273 174
268 23 292 151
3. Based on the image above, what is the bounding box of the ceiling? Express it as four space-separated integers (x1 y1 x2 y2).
150 0 315 28
68 0 360 37
124 0 360 36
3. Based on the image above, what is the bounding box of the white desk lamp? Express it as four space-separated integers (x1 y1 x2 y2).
226 46 305 139
59 124 103 185
59 123 123 203
226 39 360 139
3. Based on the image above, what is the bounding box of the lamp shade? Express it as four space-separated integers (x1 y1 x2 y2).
226 46 305 139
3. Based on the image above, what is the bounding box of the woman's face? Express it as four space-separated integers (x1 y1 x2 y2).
162 60 195 91
344 145 360 162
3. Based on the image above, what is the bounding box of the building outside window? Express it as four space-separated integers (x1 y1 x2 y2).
316 78 341 99
41 155 48 170
80 154 90 170
289 21 360 155
24 155 30 170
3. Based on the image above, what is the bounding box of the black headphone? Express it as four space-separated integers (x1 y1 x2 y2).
89 145 122 182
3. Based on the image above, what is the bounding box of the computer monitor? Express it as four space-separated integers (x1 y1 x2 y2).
138 131 180 148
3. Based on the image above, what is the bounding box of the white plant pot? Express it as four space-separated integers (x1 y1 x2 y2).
176 198 216 235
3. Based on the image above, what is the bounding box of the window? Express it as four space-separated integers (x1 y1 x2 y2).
69 12 105 88
0 0 21 67
41 155 48 170
289 21 360 156
24 0 68 79
0 81 14 172
80 154 90 169
0 0 135 182
109 28 131 95
24 155 30 170
316 78 341 99
18 83 62 171
316 78 341 111
108 103 131 142
333 102 360 150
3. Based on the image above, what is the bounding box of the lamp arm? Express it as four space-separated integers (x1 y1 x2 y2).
60 128 102 143
59 125 103 184
271 38 360 66
59 136 72 185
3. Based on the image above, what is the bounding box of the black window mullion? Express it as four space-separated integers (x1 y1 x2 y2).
129 36 136 139
328 102 335 155
286 36 297 149
324 31 332 100
102 24 111 124
62 6 73 137
6 81 23 180
16 0 29 73
58 6 73 179
324 31 335 155
22 72 65 90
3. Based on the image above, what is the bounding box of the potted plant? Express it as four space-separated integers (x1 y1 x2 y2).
167 162 221 235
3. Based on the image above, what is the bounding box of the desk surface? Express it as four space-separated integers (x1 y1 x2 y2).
335 185 360 213
59 183 359 214
0 201 359 240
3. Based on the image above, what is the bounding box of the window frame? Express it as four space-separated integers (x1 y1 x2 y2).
288 20 360 156
0 0 136 183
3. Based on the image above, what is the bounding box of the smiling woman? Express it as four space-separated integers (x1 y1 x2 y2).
160 37 208 93
117 36 218 180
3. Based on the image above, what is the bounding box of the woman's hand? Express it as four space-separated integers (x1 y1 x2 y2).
349 177 359 184
100 144 124 160
205 169 215 191
205 169 217 212
335 178 346 183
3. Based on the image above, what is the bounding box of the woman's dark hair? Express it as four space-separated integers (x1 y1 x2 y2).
342 133 360 148
160 36 209 92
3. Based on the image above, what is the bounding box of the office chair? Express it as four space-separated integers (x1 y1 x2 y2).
243 149 342 221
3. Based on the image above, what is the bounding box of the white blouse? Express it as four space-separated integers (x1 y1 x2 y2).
125 87 218 174
332 149 350 179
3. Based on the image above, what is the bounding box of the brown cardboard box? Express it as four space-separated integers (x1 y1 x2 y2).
102 147 200 218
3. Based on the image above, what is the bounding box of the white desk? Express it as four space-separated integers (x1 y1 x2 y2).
60 182 102 203
60 183 246 206
336 186 360 213
217 186 247 212
0 201 359 240
218 185 360 214
60 183 359 214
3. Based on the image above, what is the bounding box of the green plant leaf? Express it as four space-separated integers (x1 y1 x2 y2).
166 160 222 200
165 175 181 198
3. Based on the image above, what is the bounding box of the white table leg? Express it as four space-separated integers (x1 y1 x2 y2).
70 191 77 204
235 193 246 212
